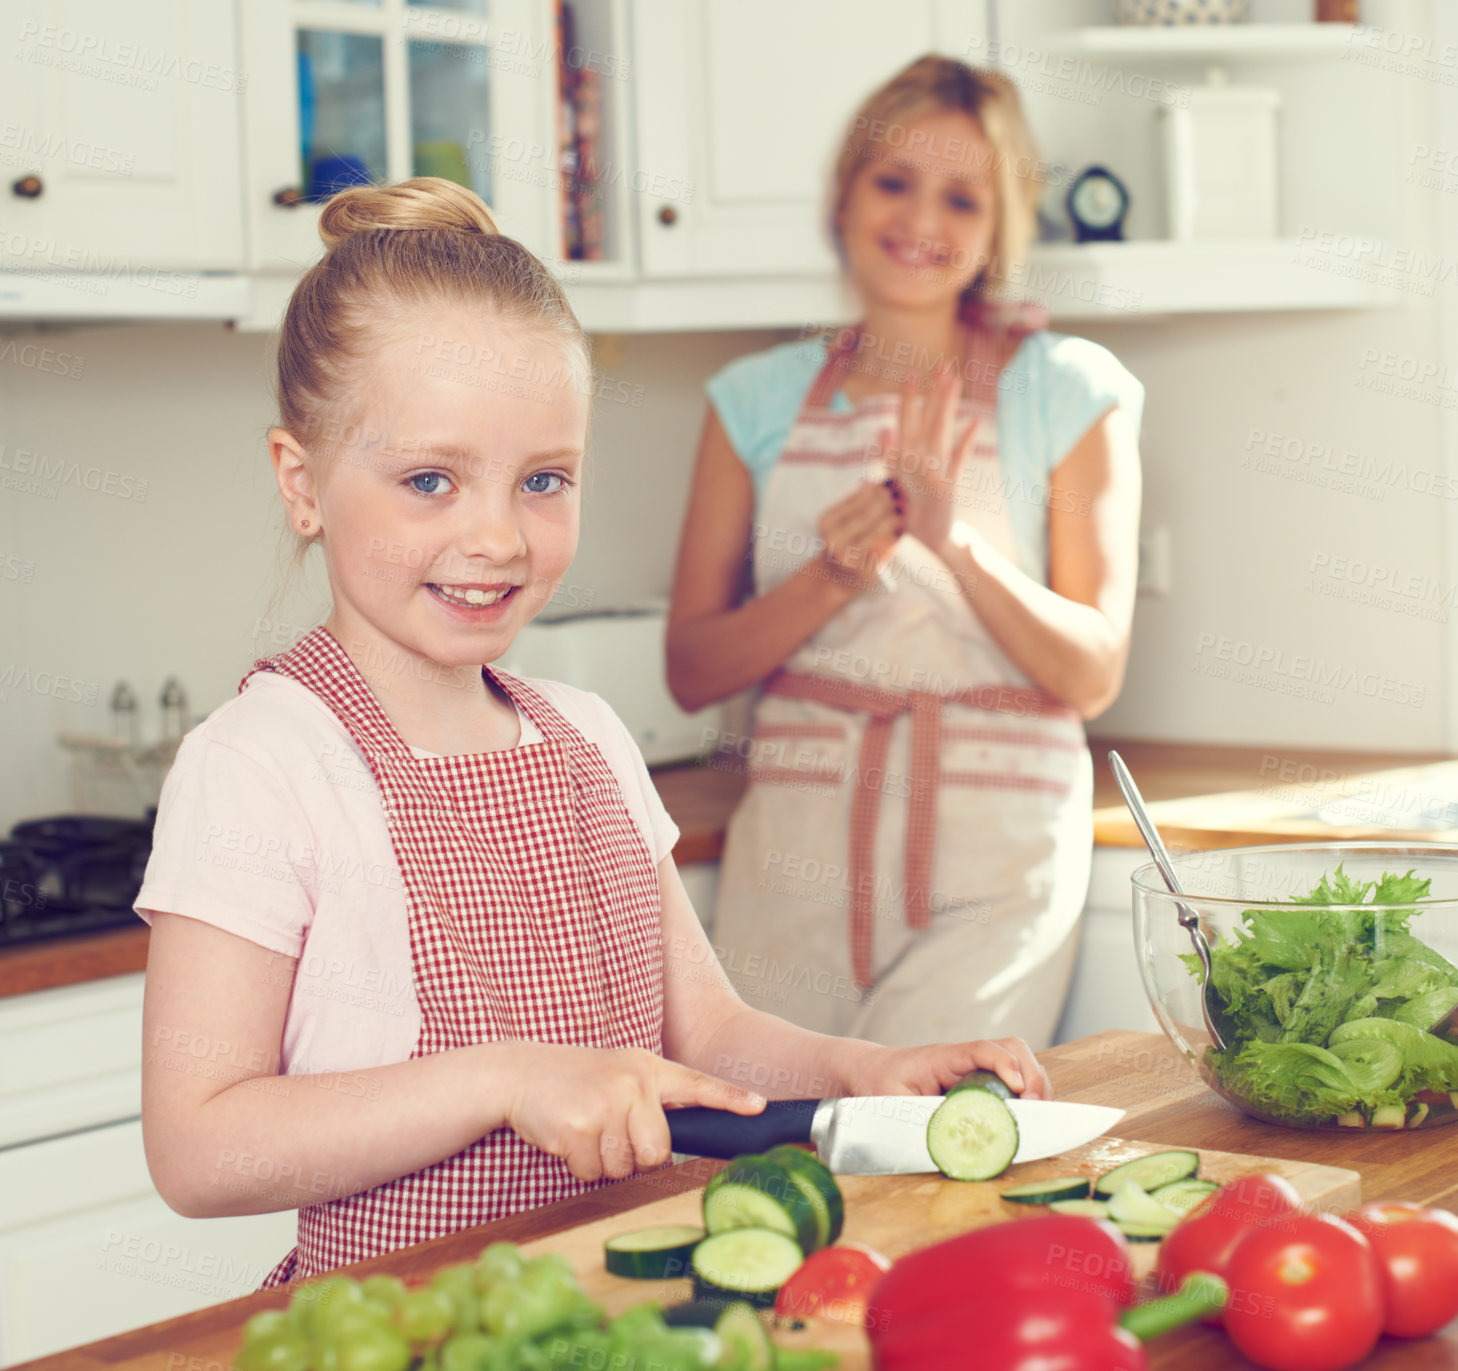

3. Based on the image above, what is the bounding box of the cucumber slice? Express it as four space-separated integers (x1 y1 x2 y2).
1107 1182 1179 1232
704 1157 820 1253
1337 1111 1366 1128
604 1226 705 1279
1049 1198 1111 1219
946 1068 1015 1101
1371 1103 1406 1129
1149 1179 1219 1217
1409 1102 1430 1128
1000 1176 1092 1205
1093 1150 1199 1197
763 1146 844 1249
714 1301 773 1371
926 1089 1019 1181
691 1229 804 1310
1115 1222 1172 1242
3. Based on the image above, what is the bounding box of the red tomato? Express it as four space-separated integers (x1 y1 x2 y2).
774 1243 891 1326
1154 1173 1301 1324
1344 1202 1458 1338
1223 1213 1384 1371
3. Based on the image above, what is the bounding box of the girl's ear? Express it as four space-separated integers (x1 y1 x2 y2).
270 427 321 534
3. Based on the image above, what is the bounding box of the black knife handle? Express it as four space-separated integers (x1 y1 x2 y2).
666 1099 819 1158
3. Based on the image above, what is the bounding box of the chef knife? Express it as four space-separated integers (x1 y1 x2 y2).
666 1093 1124 1175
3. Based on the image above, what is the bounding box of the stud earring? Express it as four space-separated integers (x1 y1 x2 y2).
300 519 311 530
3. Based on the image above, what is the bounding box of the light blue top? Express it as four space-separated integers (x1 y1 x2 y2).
705 331 1144 584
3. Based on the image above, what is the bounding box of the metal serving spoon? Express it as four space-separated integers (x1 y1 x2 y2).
1109 750 1229 1053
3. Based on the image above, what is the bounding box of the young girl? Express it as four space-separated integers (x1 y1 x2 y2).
136 176 1050 1284
668 58 1144 1048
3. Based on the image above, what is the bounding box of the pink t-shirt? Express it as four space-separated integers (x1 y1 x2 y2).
135 671 680 1077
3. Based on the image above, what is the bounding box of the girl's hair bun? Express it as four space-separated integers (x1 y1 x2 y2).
317 176 499 250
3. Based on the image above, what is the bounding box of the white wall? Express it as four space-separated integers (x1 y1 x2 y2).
0 324 781 832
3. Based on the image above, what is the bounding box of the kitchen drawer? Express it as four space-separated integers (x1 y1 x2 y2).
0 974 144 1147
0 1118 295 1366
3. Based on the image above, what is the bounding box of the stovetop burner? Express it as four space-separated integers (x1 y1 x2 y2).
1 814 153 947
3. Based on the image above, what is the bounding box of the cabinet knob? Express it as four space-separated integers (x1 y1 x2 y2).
657 205 678 227
11 175 43 199
272 186 306 208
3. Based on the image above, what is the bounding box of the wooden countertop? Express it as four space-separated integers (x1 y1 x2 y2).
5 737 1448 1001
19 1028 1458 1371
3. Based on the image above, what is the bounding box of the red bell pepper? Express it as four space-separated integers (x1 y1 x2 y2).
865 1215 1226 1371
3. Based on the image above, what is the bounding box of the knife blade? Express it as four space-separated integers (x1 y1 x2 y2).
666 1095 1124 1175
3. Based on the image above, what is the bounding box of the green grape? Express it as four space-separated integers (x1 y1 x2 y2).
473 1242 525 1289
438 1331 497 1371
395 1285 457 1344
326 1305 394 1346
431 1265 481 1335
360 1275 407 1312
232 1330 312 1371
608 1305 668 1341
520 1254 575 1291
241 1310 292 1346
302 1277 368 1340
537 1329 613 1369
331 1328 412 1371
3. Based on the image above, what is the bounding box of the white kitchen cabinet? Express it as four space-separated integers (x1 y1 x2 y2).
1053 845 1161 1046
0 0 245 272
239 0 559 275
629 0 989 279
0 975 294 1367
0 1119 295 1367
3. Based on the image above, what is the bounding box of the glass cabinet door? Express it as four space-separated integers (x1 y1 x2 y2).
297 30 387 200
243 0 552 271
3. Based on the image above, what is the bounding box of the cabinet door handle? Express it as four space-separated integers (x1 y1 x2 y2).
657 205 678 226
272 186 306 208
11 175 43 199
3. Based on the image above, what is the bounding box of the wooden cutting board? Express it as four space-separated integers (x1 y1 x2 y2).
518 1136 1362 1368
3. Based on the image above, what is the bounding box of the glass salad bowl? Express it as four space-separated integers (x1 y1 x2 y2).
1133 842 1458 1131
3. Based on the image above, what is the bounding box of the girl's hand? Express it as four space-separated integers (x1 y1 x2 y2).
813 479 904 591
498 1042 765 1182
838 1037 1053 1101
882 361 980 558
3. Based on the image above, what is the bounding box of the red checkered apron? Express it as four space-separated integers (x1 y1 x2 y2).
242 627 664 1285
710 307 1093 1047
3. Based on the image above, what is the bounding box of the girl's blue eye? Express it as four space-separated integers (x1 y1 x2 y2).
523 471 566 495
408 471 452 495
875 174 907 195
950 194 978 212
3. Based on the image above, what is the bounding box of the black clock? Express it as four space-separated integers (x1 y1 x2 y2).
1066 165 1130 243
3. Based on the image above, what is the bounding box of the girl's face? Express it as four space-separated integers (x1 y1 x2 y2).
286 310 590 671
837 108 999 313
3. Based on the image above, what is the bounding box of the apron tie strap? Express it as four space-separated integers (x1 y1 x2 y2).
763 670 1075 989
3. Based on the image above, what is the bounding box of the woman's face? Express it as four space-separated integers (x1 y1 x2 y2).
837 108 999 313
298 309 589 671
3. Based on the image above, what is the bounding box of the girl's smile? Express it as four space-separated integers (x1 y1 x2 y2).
271 309 590 734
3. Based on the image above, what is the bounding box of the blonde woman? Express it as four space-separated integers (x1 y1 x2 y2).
667 57 1144 1050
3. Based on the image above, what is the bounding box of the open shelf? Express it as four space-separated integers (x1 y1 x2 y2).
1042 22 1359 63
1026 239 1405 320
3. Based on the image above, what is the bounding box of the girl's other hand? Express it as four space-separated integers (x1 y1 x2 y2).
497 1042 765 1183
839 1036 1053 1101
814 479 904 591
882 361 980 557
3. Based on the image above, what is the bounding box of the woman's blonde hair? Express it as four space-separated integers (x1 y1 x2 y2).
276 176 588 454
828 55 1041 303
